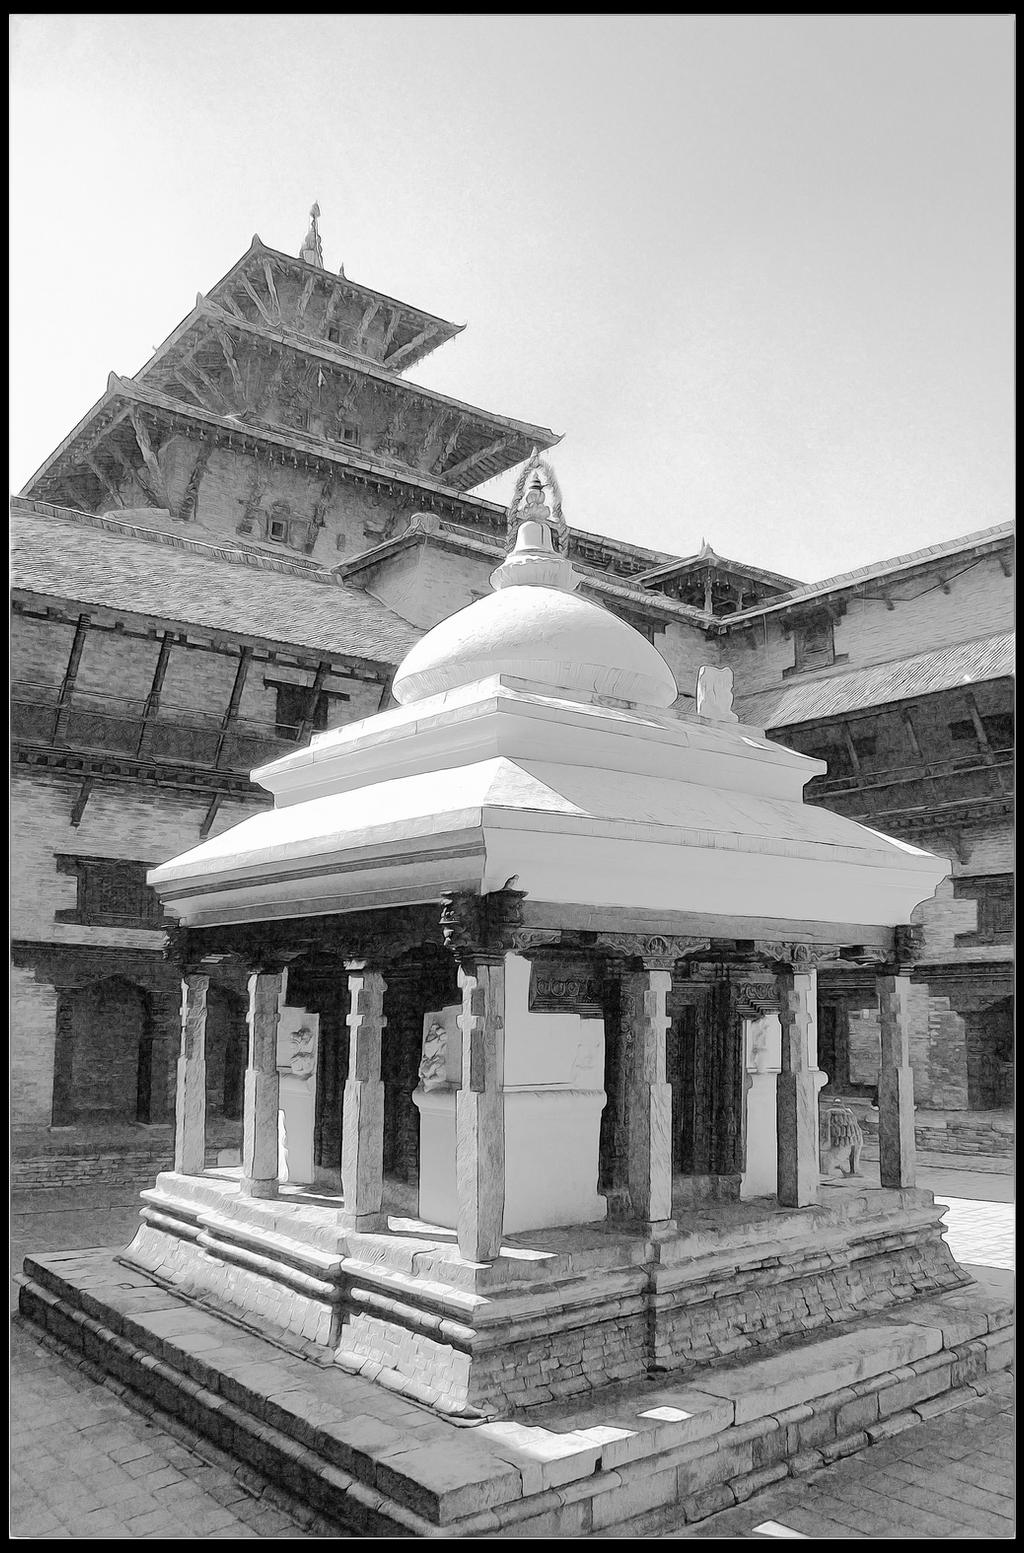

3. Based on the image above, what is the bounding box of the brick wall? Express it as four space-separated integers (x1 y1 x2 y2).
11 967 60 1129
723 554 1013 700
10 772 266 947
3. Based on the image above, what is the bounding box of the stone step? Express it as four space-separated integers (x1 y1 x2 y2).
16 1249 1013 1539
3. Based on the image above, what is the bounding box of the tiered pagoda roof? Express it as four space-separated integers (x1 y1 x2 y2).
20 216 561 515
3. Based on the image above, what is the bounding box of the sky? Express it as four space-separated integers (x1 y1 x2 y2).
9 14 1014 584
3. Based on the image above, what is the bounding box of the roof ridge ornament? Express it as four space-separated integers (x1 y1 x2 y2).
492 453 578 593
300 202 325 270
506 448 568 556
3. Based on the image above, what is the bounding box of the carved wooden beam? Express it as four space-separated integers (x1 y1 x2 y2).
295 273 317 322
127 408 170 510
442 434 512 486
321 279 348 336
177 358 233 416
199 792 224 839
85 456 124 509
295 660 330 744
252 351 286 417
177 441 213 522
839 721 862 776
69 777 95 829
213 648 252 769
261 258 282 321
53 613 91 743
385 324 437 369
135 631 174 756
217 290 246 320
427 415 467 476
238 272 276 326
413 409 451 470
380 308 403 354
355 297 383 347
108 442 157 507
212 326 249 408
303 475 336 555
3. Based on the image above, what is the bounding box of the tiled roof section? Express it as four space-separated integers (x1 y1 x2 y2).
10 500 422 669
737 634 1015 729
637 548 801 591
725 523 1014 624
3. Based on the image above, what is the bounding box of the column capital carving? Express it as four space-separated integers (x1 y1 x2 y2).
508 927 563 957
885 923 925 975
757 941 843 972
734 978 780 1018
441 885 527 963
592 933 712 972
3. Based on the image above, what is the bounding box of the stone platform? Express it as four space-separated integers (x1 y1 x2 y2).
17 1247 1012 1538
113 1170 973 1417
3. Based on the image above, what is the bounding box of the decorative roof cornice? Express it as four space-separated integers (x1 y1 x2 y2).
21 374 531 522
210 235 464 346
717 523 1015 631
135 298 561 455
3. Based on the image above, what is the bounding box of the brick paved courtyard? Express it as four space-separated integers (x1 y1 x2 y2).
10 1157 1013 1539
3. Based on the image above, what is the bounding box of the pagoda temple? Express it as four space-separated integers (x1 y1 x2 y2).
21 206 561 565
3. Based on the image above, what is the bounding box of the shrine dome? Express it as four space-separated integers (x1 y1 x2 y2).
392 499 678 710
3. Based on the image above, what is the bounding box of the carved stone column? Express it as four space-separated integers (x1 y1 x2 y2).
455 954 507 1262
593 934 708 1229
876 928 921 1189
241 965 286 1199
339 962 388 1232
174 973 209 1176
442 889 524 1263
764 945 834 1208
877 975 916 1188
620 964 675 1229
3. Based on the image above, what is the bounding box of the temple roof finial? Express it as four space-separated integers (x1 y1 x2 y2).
300 202 324 269
505 448 569 558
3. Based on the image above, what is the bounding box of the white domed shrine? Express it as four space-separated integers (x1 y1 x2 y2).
128 458 973 1505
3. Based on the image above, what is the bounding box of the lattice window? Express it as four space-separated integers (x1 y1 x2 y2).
272 684 349 740
792 614 835 673
954 874 1014 946
55 857 165 928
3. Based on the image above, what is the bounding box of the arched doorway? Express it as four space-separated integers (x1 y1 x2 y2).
52 976 152 1127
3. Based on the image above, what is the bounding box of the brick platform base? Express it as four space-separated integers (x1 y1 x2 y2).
109 1171 973 1418
17 1249 1012 1538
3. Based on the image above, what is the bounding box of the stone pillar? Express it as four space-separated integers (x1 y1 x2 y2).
339 963 388 1232
774 964 825 1208
877 972 917 1189
455 955 506 1262
620 966 675 1230
241 967 285 1198
174 973 209 1175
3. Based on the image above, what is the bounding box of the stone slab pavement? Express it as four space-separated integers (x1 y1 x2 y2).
656 1369 1014 1539
10 1159 1014 1539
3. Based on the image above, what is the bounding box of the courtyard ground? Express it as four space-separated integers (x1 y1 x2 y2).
10 1154 1013 1539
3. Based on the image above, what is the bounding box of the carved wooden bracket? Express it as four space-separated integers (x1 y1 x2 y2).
440 887 528 962
589 933 713 972
734 979 780 1018
755 941 844 972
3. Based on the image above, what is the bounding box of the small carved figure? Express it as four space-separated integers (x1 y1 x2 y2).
289 1022 316 1080
418 1020 448 1091
695 665 738 723
819 1100 864 1177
